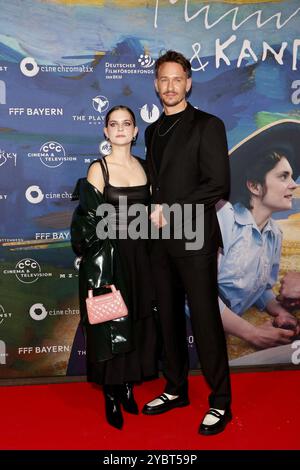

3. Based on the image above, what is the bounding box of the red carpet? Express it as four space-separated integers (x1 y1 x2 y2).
1 370 299 450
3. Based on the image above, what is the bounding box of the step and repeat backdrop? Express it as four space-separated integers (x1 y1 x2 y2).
0 0 300 379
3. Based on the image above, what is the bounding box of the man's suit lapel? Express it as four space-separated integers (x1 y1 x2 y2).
158 103 195 179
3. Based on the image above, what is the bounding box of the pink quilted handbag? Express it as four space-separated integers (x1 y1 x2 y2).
86 285 128 325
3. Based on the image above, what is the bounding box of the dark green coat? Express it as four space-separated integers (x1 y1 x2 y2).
71 178 133 362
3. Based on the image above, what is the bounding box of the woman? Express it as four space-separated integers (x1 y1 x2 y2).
217 120 300 349
71 106 157 429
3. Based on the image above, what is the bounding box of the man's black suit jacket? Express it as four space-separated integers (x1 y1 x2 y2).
145 102 230 257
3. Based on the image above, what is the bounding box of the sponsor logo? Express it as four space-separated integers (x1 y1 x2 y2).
29 303 48 321
77 350 86 356
0 238 24 243
29 303 79 320
18 344 72 354
59 273 78 279
0 65 8 72
0 340 7 365
35 231 70 241
25 185 44 204
83 158 98 164
20 57 40 77
104 53 154 80
20 56 93 77
2 258 52 283
28 142 76 168
15 258 41 283
0 80 6 104
0 305 13 325
25 185 72 204
9 107 63 117
138 53 155 68
72 95 109 125
0 149 17 167
92 95 109 114
140 104 160 123
99 140 112 156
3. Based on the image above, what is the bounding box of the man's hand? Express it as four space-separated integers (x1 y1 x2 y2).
149 204 167 229
279 272 300 299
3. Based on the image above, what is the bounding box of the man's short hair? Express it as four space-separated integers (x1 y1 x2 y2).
155 50 192 78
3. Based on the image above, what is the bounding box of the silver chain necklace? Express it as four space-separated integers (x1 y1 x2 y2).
157 118 181 137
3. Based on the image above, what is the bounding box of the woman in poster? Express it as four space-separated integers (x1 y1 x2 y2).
217 120 300 349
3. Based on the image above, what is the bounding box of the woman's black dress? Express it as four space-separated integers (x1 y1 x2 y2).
88 157 158 385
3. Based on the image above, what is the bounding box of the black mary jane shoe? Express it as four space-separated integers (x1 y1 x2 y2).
118 383 139 415
199 408 232 436
103 386 123 430
142 393 189 415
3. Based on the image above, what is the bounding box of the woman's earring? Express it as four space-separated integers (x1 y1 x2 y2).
132 136 136 143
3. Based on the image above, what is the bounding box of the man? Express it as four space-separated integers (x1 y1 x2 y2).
142 50 232 435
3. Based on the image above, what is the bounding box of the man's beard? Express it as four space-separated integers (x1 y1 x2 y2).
161 95 185 107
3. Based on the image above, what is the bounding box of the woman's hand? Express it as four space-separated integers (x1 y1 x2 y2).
149 204 167 228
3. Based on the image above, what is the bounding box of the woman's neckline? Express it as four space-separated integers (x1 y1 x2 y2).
103 155 147 189
106 182 148 189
